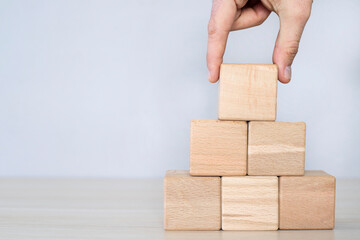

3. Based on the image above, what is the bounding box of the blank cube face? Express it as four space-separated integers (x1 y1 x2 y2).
222 176 279 230
218 64 278 121
248 121 306 176
190 120 247 176
164 170 221 230
279 170 336 229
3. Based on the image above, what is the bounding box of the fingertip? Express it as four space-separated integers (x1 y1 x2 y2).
207 60 220 83
277 65 291 84
278 76 291 84
208 70 219 83
283 65 292 83
273 48 292 84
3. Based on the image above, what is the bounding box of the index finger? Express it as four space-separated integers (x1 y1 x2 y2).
207 0 239 83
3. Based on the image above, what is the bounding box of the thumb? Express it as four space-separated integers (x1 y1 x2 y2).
273 8 311 83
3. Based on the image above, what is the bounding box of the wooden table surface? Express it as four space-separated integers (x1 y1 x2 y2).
1 178 359 240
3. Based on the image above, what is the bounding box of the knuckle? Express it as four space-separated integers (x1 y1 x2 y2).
291 10 309 23
298 10 311 22
285 41 300 59
293 3 312 22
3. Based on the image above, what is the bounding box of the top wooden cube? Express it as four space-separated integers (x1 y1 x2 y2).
218 64 278 121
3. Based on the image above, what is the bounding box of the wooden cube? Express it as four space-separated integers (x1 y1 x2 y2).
164 170 221 230
248 121 306 176
218 64 278 121
190 120 247 176
279 170 336 229
222 176 278 230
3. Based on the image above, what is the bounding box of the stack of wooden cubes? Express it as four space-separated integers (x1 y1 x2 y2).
164 64 336 231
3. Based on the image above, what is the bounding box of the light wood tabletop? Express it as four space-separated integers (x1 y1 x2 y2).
0 178 359 240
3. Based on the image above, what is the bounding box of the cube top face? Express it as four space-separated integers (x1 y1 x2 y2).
164 170 221 230
248 121 306 176
165 170 189 177
303 170 331 177
218 64 278 121
190 120 247 176
222 176 279 230
279 170 336 230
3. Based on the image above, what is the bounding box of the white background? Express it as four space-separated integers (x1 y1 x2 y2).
1 0 359 178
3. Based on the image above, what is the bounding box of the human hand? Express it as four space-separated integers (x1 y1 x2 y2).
207 0 313 83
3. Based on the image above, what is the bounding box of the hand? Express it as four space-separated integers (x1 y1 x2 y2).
207 0 313 83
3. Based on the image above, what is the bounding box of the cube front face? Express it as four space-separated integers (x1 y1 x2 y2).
279 170 336 229
190 120 247 176
248 121 306 176
164 170 221 230
222 176 279 230
218 64 278 121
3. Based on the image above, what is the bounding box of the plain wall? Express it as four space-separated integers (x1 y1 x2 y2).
1 0 359 178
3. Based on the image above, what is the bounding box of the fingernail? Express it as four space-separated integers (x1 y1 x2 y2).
284 66 291 80
208 71 211 82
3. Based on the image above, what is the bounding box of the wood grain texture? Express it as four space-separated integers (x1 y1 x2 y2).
248 121 306 176
279 170 336 229
164 170 221 230
190 120 247 176
222 176 279 230
218 64 278 121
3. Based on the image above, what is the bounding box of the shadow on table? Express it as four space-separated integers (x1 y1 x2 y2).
163 229 334 240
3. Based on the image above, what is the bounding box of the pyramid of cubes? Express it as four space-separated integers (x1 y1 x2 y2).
164 64 336 231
